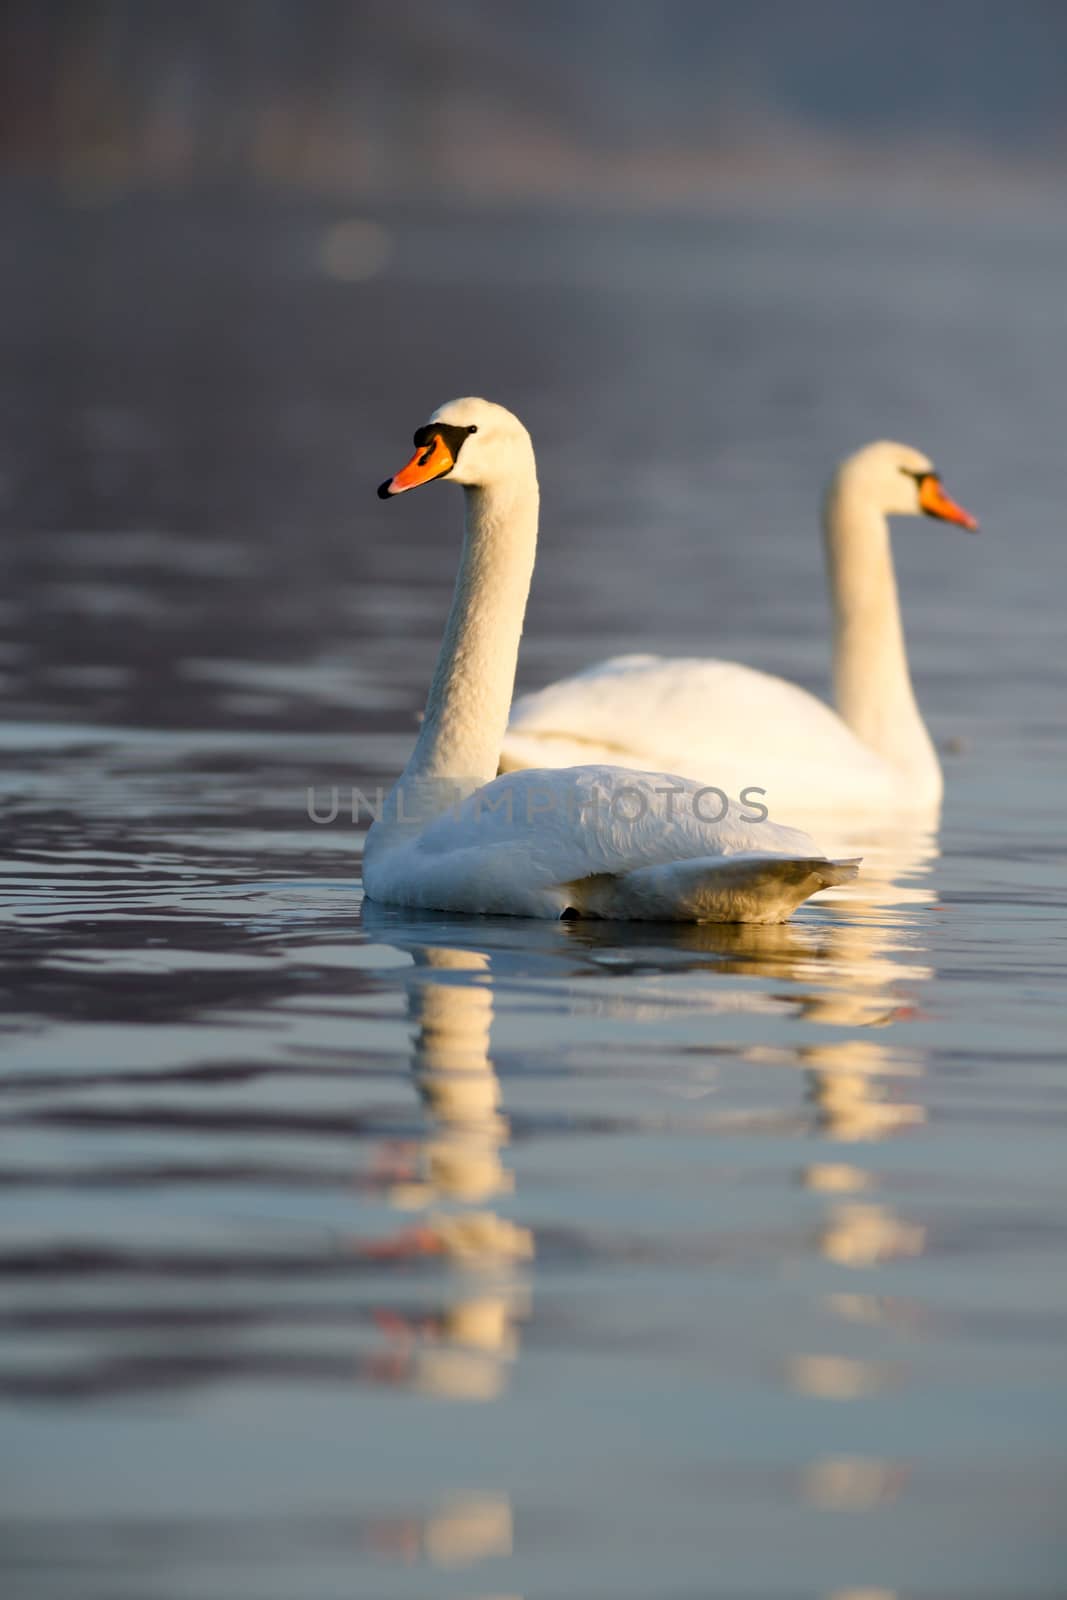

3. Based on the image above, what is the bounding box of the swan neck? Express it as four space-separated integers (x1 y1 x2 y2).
403 468 538 797
823 479 937 786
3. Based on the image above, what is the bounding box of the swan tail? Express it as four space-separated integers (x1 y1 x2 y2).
810 858 862 887
560 855 860 925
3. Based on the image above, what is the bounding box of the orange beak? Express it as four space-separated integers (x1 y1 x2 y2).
919 474 979 531
377 431 455 499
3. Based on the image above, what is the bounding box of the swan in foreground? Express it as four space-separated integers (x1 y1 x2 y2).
362 398 857 922
500 442 977 817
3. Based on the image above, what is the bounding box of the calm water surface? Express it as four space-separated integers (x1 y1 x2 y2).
1 190 1066 1598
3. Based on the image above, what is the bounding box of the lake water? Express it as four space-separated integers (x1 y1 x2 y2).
2 188 1066 1598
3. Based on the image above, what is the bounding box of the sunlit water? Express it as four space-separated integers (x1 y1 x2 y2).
2 189 1066 1598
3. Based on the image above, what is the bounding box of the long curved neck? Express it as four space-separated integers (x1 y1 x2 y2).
823 479 937 784
403 463 538 796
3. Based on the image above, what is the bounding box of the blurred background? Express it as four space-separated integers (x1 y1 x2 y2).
4 0 1067 204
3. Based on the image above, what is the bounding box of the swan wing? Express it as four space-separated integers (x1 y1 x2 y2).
364 766 857 920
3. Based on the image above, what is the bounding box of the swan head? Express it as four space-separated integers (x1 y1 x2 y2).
378 398 534 498
833 441 978 530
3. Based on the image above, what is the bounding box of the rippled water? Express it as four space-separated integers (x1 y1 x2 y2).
2 190 1066 1598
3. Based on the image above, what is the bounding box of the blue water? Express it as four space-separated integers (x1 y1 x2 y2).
1 190 1065 1598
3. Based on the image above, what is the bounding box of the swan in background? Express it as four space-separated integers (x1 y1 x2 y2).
501 441 977 819
363 397 857 923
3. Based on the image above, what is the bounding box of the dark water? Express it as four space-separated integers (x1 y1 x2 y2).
2 188 1066 1598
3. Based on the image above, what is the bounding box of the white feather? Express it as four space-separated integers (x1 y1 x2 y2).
502 442 976 820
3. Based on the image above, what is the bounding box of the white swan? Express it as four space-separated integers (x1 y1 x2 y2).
500 442 977 818
362 398 857 923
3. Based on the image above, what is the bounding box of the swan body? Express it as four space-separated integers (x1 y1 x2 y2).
363 398 857 923
501 654 896 813
501 442 977 820
366 763 855 921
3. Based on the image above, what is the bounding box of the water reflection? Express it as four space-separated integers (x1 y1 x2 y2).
785 1352 897 1400
368 940 533 1404
366 815 937 1297
801 1456 907 1510
805 1040 925 1142
816 1199 927 1269
787 826 934 1274
1 808 943 1594
361 853 936 1586
363 1492 513 1569
777 827 934 1429
825 1590 899 1600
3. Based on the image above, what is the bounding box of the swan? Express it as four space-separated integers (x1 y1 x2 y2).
362 397 857 922
500 441 977 818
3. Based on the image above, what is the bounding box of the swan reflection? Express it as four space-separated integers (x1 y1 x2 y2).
361 1492 513 1570
801 1455 907 1510
361 820 934 1548
351 826 937 1599
361 931 533 1403
757 824 933 1245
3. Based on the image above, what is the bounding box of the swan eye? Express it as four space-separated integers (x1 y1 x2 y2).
900 466 935 485
414 421 478 464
